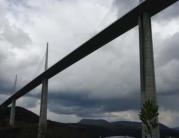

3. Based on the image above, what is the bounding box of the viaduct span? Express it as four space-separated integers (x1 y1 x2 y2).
0 0 178 138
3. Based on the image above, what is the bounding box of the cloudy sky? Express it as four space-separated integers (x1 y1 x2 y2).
0 0 179 128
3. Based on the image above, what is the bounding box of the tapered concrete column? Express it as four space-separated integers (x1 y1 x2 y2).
10 100 16 127
10 75 17 127
138 0 160 137
38 43 49 138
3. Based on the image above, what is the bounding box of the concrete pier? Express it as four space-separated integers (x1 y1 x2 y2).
38 43 49 138
10 100 16 127
138 0 160 137
10 75 17 127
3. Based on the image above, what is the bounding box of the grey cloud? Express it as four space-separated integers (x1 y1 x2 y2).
113 0 179 22
157 32 179 66
21 89 176 119
0 49 8 62
113 0 138 18
0 8 32 63
2 24 32 48
7 0 27 6
158 91 179 97
46 91 140 117
0 1 32 49
158 92 179 111
0 0 179 126
154 32 179 95
154 1 179 22
17 96 38 108
24 89 179 119
0 79 13 94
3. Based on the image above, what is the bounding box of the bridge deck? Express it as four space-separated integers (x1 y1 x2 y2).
0 0 177 107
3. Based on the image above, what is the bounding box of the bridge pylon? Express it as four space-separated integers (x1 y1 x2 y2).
10 74 17 127
138 0 160 137
38 43 49 138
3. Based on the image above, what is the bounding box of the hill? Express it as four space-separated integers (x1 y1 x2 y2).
0 106 100 138
1 106 179 138
174 127 179 130
79 119 179 137
80 119 110 126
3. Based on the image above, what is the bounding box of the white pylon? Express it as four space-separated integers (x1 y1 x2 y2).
38 43 49 138
10 74 17 127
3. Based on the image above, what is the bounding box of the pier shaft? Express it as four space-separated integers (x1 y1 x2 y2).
138 0 160 137
38 43 49 138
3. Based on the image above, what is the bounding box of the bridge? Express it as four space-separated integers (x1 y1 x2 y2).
0 0 178 138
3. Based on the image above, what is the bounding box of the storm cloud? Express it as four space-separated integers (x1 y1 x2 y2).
0 0 179 127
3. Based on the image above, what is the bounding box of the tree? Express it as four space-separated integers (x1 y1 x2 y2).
139 99 159 138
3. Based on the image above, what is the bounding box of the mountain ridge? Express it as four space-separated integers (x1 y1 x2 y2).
79 119 170 129
1 106 179 138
